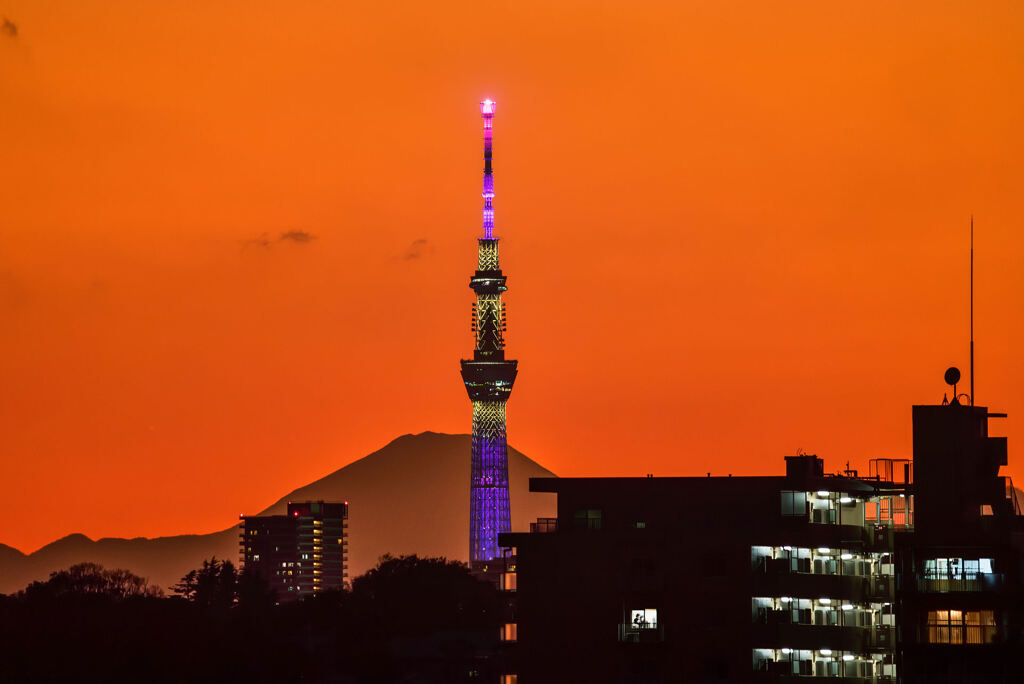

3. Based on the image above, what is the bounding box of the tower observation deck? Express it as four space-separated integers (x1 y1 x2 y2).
461 99 517 573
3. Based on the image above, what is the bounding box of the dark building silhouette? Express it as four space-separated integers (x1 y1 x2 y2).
240 501 348 600
500 457 904 681
499 383 1023 683
896 401 1023 683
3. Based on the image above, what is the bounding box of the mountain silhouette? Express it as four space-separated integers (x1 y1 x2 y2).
0 432 556 594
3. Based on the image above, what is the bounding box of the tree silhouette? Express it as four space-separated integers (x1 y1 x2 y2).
22 562 161 600
349 554 501 637
172 557 237 610
1 555 501 683
236 563 277 611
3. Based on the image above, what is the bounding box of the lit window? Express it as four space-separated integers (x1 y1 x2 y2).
501 623 517 642
924 557 996 580
629 609 658 629
927 610 997 644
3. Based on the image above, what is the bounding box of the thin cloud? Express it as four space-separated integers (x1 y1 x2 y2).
242 233 272 250
241 231 316 250
280 230 315 244
2 18 17 38
403 238 430 260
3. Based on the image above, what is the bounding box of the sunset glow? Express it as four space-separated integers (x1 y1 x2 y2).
1 0 1022 554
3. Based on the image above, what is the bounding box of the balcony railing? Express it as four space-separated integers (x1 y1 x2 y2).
530 518 558 533
752 670 894 683
617 623 664 643
917 575 1004 593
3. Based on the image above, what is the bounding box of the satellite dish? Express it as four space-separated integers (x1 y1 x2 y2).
945 367 961 386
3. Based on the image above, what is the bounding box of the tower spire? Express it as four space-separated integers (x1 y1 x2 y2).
970 215 974 406
481 99 495 239
461 100 517 576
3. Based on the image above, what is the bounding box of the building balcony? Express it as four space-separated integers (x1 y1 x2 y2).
915 575 1005 593
775 523 874 550
751 622 873 652
868 576 894 601
752 672 894 683
617 623 664 644
867 625 894 649
755 561 891 602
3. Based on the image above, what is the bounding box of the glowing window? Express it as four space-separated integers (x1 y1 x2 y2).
630 609 658 629
927 610 996 644
924 557 997 580
501 623 518 642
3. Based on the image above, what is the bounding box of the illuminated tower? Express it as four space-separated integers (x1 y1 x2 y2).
461 99 517 573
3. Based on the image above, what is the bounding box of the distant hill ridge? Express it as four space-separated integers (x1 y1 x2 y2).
0 432 556 595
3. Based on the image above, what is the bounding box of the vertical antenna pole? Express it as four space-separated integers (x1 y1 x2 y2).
970 215 975 406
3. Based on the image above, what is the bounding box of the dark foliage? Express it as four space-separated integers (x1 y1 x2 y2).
171 556 238 610
350 554 501 636
0 555 503 684
22 561 162 600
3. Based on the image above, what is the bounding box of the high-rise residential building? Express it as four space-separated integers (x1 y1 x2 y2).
461 99 517 577
499 372 1024 683
240 501 349 600
499 455 903 682
896 400 1022 682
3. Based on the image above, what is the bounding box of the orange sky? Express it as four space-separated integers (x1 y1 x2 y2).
1 1 1022 554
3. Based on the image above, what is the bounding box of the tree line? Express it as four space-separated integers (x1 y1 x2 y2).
0 555 504 683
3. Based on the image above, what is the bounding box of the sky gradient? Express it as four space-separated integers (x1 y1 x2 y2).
1 0 1022 553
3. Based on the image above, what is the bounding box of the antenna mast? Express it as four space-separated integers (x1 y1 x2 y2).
970 215 974 406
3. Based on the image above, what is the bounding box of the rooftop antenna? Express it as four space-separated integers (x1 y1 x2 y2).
970 215 974 406
945 366 961 404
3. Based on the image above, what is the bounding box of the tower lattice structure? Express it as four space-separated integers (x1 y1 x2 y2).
461 99 517 572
